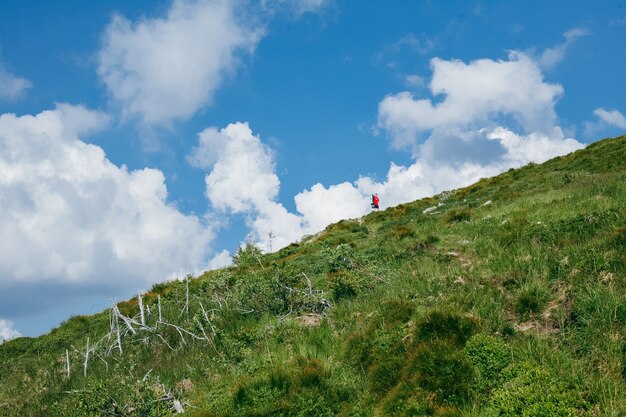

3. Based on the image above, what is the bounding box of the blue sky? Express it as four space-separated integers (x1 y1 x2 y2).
0 0 625 340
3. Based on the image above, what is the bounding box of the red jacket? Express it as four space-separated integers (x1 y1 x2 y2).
373 195 379 205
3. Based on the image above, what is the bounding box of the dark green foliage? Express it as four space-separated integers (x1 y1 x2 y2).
514 282 551 320
366 355 405 398
404 341 475 406
326 243 356 272
329 271 369 301
445 208 472 224
464 333 510 391
413 310 479 347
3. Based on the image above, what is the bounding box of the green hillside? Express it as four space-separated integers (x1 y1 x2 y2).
1 135 625 416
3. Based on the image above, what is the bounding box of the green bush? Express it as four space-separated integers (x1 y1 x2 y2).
483 363 592 417
329 271 369 301
327 243 356 272
464 333 510 391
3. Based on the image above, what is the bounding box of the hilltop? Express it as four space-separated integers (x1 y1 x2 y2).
1 135 625 416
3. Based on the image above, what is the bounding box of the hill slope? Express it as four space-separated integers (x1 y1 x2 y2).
1 135 625 416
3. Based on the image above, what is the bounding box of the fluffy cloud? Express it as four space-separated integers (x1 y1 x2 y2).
0 104 216 291
593 108 626 129
538 28 588 69
374 51 584 204
0 59 32 101
283 52 584 239
207 249 232 270
189 122 280 213
0 319 21 342
189 122 302 249
98 0 263 124
583 107 626 137
378 52 563 151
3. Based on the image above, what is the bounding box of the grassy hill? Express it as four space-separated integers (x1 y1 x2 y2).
1 135 625 416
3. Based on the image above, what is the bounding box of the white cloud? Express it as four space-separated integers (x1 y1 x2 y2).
97 0 263 125
189 122 302 250
0 104 216 289
538 28 589 70
294 182 370 231
378 52 563 151
207 249 232 270
404 74 426 88
190 122 280 213
593 108 626 129
261 0 328 17
0 60 32 101
0 319 21 342
584 107 626 137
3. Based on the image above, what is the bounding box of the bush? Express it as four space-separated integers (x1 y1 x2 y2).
367 355 404 398
483 363 592 416
233 243 264 268
377 383 433 417
329 271 368 301
327 244 356 272
464 333 510 391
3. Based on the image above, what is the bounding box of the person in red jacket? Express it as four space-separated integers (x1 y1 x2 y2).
371 194 380 210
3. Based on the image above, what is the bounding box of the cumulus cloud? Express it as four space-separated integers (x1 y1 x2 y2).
189 122 280 213
189 122 302 250
539 28 589 69
0 104 217 293
0 59 32 101
0 319 21 342
584 107 626 137
593 108 626 129
378 52 564 151
97 0 263 125
207 249 232 270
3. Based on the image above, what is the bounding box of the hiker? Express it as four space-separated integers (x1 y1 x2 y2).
371 193 380 210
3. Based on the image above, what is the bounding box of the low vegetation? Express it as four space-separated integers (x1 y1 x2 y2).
1 135 625 416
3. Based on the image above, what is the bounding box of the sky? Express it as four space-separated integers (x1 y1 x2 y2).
0 0 625 340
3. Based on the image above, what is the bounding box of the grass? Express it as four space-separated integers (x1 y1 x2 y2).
0 135 625 416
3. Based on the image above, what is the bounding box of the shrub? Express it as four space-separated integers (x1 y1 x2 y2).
484 363 592 416
327 244 356 272
233 243 264 268
295 356 326 388
377 383 432 417
464 333 510 391
329 271 368 301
